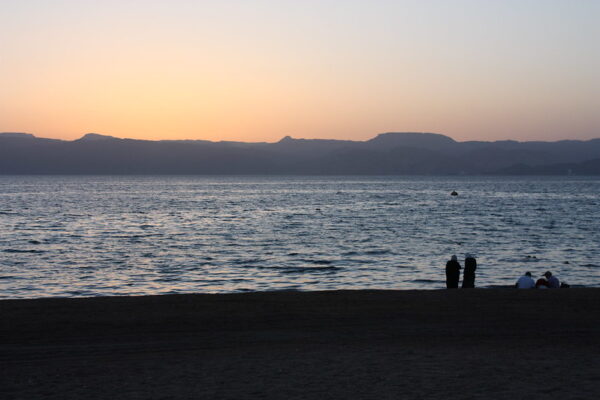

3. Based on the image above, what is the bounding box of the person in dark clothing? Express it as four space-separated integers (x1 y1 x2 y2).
445 255 461 288
462 253 477 288
535 276 549 289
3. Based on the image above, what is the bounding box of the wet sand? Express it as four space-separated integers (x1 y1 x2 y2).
2 289 599 399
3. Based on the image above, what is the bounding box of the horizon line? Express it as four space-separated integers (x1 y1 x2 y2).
2 131 599 144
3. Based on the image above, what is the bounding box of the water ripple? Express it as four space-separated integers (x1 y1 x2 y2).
1 175 599 298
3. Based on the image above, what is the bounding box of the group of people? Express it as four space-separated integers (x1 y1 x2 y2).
515 271 563 289
445 254 476 288
445 254 566 289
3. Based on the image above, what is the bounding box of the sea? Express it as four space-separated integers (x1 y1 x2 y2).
1 175 599 299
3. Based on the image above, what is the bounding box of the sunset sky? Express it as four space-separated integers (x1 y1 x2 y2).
1 0 598 142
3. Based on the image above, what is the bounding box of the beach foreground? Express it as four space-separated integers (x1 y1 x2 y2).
2 289 599 399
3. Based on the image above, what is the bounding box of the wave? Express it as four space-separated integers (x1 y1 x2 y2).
298 259 333 265
233 258 263 265
279 266 341 274
3 249 45 254
365 249 392 255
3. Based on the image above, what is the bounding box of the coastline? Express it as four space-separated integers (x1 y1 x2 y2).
2 289 599 399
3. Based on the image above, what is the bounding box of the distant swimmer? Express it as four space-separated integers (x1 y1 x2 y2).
451 191 458 196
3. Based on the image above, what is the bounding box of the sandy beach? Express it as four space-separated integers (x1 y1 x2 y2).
2 289 599 399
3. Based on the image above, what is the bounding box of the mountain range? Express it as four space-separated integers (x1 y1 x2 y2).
1 131 600 175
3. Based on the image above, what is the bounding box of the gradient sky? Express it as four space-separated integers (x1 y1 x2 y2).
1 0 598 142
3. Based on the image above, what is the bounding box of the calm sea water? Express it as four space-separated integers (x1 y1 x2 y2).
1 175 599 298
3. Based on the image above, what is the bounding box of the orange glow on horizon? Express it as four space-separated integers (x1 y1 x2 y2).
1 1 598 143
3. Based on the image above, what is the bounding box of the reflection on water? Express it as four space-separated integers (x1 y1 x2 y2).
1 175 599 298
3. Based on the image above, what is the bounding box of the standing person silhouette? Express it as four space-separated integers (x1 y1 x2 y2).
462 254 477 288
445 255 461 288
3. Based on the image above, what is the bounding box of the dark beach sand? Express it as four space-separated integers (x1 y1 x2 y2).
2 289 599 399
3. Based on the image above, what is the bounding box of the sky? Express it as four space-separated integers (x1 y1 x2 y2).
1 0 598 142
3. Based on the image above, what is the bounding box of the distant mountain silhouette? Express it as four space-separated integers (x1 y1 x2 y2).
75 133 119 142
367 132 457 150
1 131 599 175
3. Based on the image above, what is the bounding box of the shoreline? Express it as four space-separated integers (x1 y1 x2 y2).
2 288 599 399
2 283 594 301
